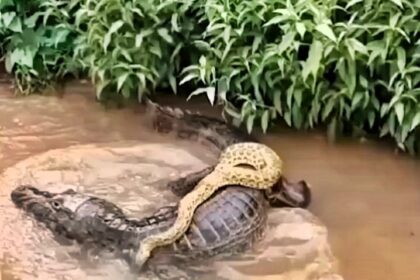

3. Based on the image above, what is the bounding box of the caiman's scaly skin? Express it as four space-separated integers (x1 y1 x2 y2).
134 142 283 268
10 179 308 266
10 99 312 271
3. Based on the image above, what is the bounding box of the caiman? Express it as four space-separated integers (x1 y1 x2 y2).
10 100 311 268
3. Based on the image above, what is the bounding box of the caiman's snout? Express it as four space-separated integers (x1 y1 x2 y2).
11 185 53 209
11 185 33 208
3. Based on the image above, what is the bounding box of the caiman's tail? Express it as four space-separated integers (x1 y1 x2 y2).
143 99 256 153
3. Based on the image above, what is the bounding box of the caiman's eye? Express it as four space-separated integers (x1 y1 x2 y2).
63 189 76 194
50 200 62 210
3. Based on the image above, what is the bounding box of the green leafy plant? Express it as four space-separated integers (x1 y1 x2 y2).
73 0 195 102
1 0 420 154
0 0 82 94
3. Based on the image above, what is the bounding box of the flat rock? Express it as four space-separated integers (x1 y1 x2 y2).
0 142 343 280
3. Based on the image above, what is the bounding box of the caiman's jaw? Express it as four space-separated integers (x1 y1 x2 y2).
265 177 312 208
11 185 83 228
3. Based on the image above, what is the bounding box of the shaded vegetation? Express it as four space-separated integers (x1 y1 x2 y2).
1 0 420 154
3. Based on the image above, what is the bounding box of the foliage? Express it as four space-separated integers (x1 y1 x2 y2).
1 0 420 154
181 0 420 153
0 0 81 94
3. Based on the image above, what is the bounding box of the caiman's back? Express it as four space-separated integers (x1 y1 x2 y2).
145 100 256 152
132 187 268 261
110 101 269 260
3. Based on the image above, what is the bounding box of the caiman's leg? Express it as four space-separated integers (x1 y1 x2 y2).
167 166 215 197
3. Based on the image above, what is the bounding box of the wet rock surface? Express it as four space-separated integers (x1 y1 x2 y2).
0 142 343 280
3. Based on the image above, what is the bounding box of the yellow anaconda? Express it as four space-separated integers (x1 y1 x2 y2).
134 141 283 268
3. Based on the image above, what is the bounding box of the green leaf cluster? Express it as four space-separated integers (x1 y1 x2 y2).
0 0 82 94
1 0 420 154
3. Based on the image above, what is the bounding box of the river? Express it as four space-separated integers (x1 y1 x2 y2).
0 80 419 280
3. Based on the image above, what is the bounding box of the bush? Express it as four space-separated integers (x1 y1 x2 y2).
72 0 193 100
0 0 82 94
1 0 420 154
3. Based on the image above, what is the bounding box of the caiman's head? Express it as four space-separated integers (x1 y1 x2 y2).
10 185 111 241
265 177 312 209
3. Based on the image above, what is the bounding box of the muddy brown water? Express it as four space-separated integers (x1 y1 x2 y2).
0 81 419 280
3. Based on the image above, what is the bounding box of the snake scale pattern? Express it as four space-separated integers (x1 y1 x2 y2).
134 142 284 268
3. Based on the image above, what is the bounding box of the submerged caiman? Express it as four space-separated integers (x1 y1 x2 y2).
10 100 311 267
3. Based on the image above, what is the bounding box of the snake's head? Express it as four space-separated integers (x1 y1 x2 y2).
265 177 312 208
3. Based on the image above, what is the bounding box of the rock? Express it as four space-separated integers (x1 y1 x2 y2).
0 142 343 280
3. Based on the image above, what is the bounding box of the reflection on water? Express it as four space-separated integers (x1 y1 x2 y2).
0 81 419 280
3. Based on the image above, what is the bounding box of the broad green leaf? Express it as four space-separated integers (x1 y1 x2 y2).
223 25 231 45
381 104 390 118
295 22 306 38
246 114 256 134
199 56 207 68
187 87 216 105
394 103 404 124
0 0 13 9
221 40 234 63
193 40 211 51
9 17 22 32
351 92 364 111
360 75 368 89
24 12 42 28
284 111 292 126
157 28 173 44
368 111 375 128
390 0 403 8
346 0 363 9
169 75 177 94
278 32 295 55
206 87 216 105
121 86 131 99
150 44 162 58
2 12 16 27
224 104 241 120
396 47 406 72
389 114 396 135
410 111 420 131
380 124 389 137
294 89 303 107
171 14 180 32
389 13 400 28
252 36 262 54
121 49 132 62
10 48 34 68
322 98 335 121
401 123 410 143
4 53 13 72
348 38 368 55
117 73 129 92
315 24 336 42
261 110 270 133
103 20 124 50
263 16 287 27
302 40 323 81
180 73 198 85
273 90 282 114
292 104 303 129
241 101 253 121
95 80 110 99
54 29 70 47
